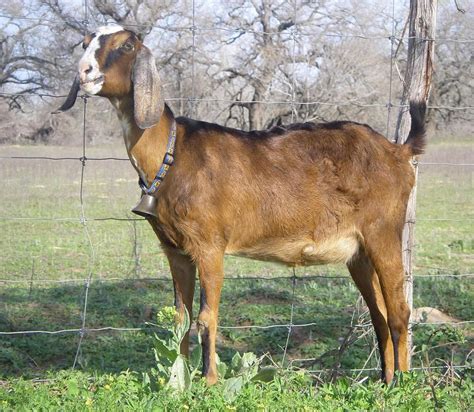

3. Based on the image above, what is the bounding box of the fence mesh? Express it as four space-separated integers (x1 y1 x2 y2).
0 0 472 378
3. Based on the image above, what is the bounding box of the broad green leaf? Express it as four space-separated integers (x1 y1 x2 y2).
251 367 277 383
190 343 202 371
216 353 228 379
175 306 191 346
168 355 191 392
156 363 168 376
222 376 244 402
231 352 242 372
154 339 177 363
241 352 257 368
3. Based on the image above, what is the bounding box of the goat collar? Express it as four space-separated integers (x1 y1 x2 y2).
139 119 177 195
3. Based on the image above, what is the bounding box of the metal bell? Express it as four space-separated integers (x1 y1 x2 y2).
131 193 158 218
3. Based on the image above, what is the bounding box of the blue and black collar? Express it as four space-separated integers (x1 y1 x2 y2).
139 119 177 195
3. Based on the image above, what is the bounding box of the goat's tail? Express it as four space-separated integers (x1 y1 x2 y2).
404 101 427 156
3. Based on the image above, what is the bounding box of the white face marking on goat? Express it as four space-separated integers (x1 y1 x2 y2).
78 24 124 95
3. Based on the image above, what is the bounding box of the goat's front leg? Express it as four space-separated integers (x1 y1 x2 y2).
164 247 196 357
196 251 224 385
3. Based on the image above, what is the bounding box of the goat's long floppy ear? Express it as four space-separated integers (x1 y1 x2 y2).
52 75 80 114
132 47 164 129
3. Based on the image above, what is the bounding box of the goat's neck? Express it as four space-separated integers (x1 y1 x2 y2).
110 96 174 186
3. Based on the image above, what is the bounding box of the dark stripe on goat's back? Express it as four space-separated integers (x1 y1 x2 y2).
177 116 375 141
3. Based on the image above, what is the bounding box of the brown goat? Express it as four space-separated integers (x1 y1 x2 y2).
57 25 426 385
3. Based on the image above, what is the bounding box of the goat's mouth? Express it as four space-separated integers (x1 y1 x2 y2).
81 76 104 86
80 76 105 94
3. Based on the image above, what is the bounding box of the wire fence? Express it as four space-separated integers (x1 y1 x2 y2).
0 1 473 379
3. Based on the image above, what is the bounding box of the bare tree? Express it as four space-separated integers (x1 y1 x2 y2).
213 0 321 129
1 0 471 144
430 2 473 129
0 4 61 109
1 0 186 143
209 0 402 131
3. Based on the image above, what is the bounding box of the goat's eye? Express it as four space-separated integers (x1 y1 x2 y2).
121 42 134 52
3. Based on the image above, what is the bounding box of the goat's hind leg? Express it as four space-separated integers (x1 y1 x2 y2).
347 250 395 383
365 232 411 374
164 247 196 357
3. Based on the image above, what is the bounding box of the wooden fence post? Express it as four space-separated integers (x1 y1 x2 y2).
395 0 438 368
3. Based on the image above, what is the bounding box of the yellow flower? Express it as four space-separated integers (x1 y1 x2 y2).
104 384 111 390
157 306 178 325
85 398 93 407
158 377 166 386
182 405 189 410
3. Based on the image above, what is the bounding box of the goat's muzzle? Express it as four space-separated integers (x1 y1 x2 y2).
132 193 158 219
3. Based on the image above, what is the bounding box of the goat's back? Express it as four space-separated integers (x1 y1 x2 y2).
157 118 415 265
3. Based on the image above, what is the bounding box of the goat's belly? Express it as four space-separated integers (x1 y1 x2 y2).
227 236 359 266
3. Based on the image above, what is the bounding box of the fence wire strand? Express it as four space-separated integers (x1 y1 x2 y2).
1 271 473 286
0 1 472 379
72 98 96 369
2 91 474 112
2 319 472 337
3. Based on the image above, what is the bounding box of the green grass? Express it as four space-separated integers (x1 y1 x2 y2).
1 276 471 378
1 370 472 411
0 139 473 407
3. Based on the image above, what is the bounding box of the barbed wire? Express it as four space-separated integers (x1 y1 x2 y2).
1 154 474 166
0 2 472 381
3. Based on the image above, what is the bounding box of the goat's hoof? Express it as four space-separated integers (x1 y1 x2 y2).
383 369 394 384
205 373 218 386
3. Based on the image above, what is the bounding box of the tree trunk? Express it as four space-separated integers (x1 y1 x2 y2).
395 0 437 368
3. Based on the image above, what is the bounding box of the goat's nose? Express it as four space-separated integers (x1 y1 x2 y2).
79 61 95 82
